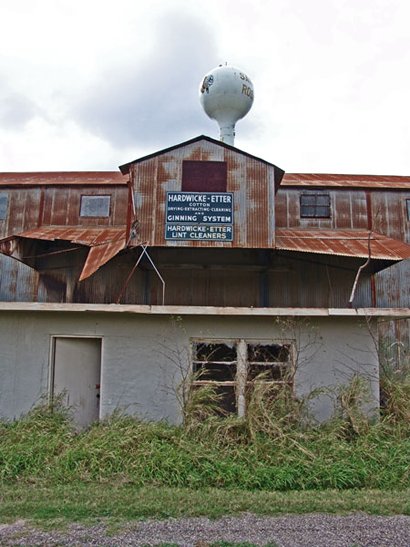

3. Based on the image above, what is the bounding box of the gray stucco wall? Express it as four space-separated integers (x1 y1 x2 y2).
0 311 379 423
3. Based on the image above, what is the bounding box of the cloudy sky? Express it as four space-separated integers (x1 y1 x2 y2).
1 0 409 175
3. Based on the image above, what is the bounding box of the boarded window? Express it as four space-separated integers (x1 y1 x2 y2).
0 193 8 220
182 160 227 192
300 191 331 218
191 339 293 417
80 195 111 217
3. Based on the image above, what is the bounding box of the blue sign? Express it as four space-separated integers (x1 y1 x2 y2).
165 192 233 241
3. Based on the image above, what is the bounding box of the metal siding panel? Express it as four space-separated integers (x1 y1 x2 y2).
50 188 68 225
246 159 269 248
267 254 368 308
275 191 288 228
334 191 353 229
350 191 369 229
287 190 299 227
42 190 53 225
112 187 128 227
132 141 274 249
0 189 41 238
375 259 410 307
370 190 410 241
0 255 39 302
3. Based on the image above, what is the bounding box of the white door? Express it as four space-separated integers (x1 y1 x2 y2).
52 337 101 428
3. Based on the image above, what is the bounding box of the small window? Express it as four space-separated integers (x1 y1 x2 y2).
182 160 227 192
80 195 111 217
0 193 8 220
300 191 331 218
407 199 410 221
191 339 293 417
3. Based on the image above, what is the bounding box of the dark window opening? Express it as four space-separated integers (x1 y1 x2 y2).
182 160 227 192
248 363 290 381
248 343 292 382
407 199 410 221
193 362 237 382
248 343 291 363
300 191 331 218
0 193 8 220
80 195 111 217
194 342 236 362
214 385 237 414
191 340 293 417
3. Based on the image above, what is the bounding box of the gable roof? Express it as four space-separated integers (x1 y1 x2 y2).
119 134 285 187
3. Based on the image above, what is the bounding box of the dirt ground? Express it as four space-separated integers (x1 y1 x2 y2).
1 512 410 546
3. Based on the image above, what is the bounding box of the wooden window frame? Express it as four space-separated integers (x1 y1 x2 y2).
191 338 294 417
300 191 331 219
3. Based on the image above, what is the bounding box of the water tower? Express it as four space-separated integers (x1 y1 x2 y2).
199 64 254 146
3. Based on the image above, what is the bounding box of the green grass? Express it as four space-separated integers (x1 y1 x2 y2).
0 403 410 491
1 398 410 525
0 484 409 522
0 409 410 491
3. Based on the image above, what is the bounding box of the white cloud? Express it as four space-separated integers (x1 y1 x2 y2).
0 0 409 174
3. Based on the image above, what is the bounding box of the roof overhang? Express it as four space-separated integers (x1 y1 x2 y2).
3 226 127 281
275 229 410 267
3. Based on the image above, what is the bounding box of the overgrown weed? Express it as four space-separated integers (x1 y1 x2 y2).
1 364 409 490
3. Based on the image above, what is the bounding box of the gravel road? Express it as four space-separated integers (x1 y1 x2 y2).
1 513 410 546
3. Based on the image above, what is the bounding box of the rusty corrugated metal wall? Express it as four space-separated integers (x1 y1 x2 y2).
276 187 409 241
0 185 128 238
0 188 42 239
0 255 39 301
276 183 410 364
39 186 128 228
131 140 276 248
276 188 369 230
76 247 370 308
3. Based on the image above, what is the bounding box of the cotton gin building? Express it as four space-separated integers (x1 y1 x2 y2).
0 65 409 428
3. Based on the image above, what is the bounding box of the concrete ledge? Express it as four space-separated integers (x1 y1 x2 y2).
0 302 408 318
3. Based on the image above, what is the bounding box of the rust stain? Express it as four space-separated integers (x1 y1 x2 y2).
18 226 125 245
282 173 410 189
131 141 276 249
13 226 127 282
79 240 125 281
0 171 127 186
275 228 410 260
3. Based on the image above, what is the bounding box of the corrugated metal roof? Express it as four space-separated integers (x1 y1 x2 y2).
17 226 126 281
79 240 126 281
282 173 410 189
18 226 125 245
276 229 410 260
0 172 127 187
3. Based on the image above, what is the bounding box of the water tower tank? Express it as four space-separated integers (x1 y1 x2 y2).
199 64 254 146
